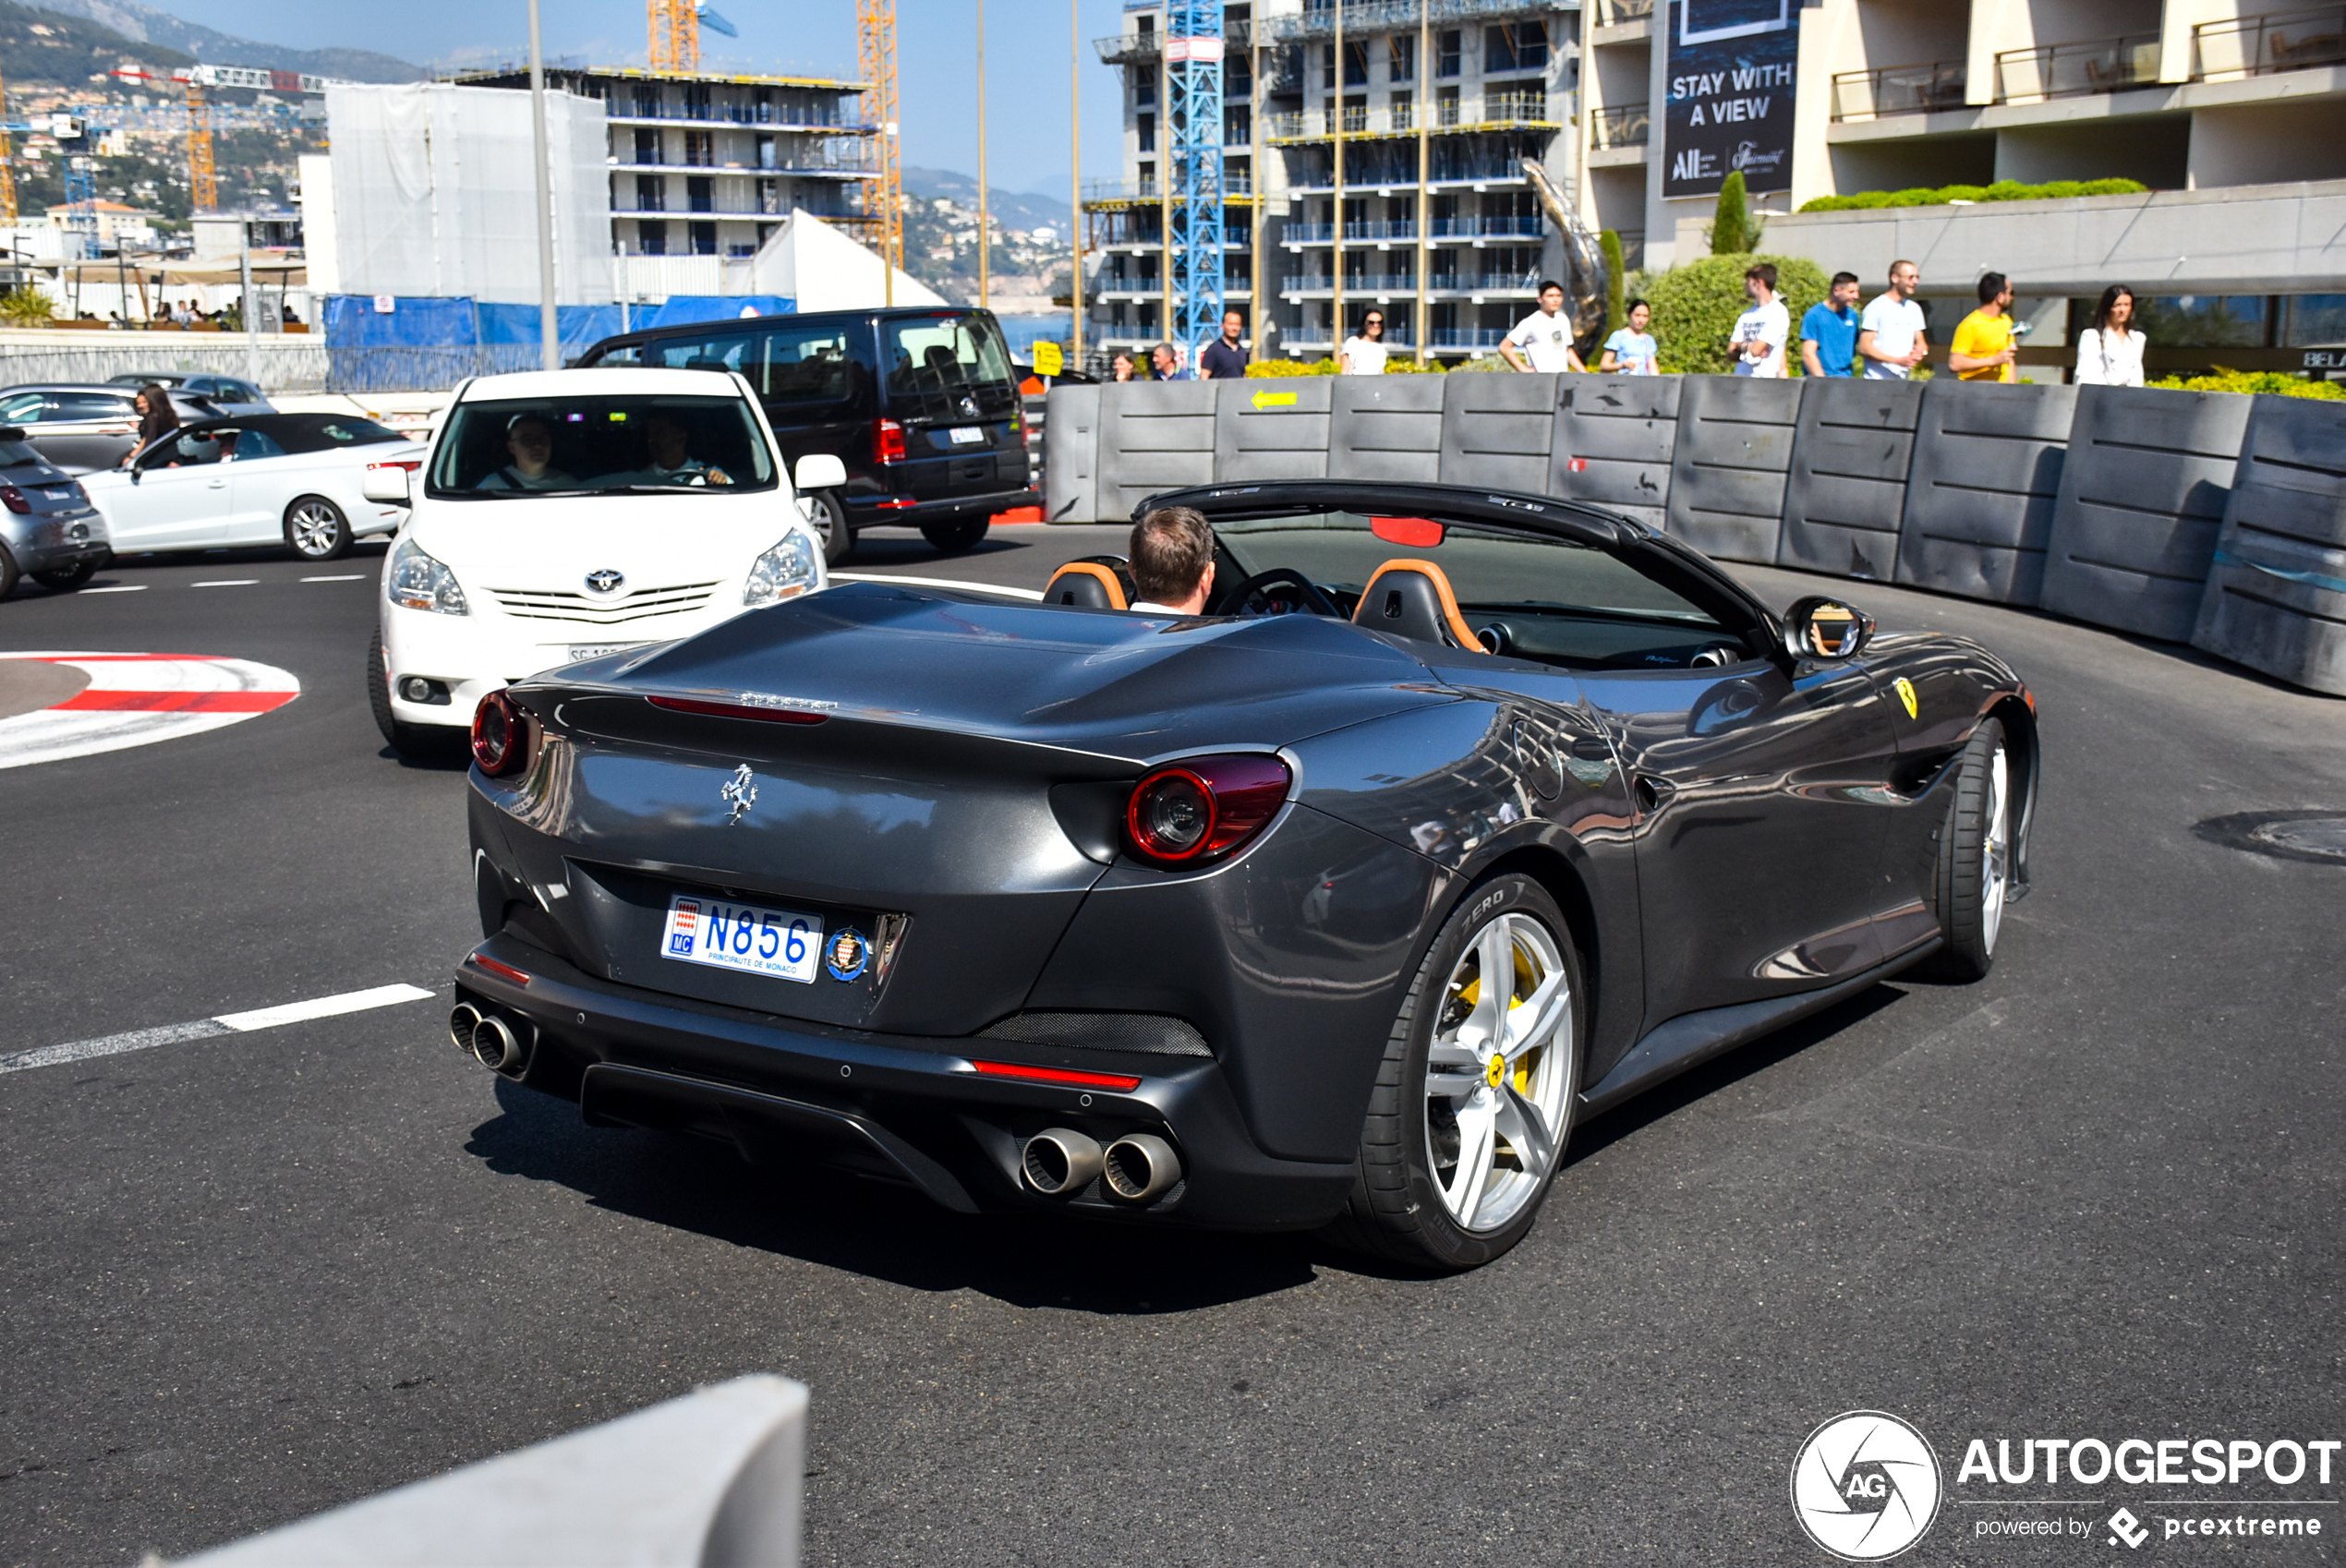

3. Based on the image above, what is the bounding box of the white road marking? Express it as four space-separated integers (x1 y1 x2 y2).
830 572 1045 600
79 585 149 594
301 573 366 582
0 652 301 770
0 983 438 1077
192 579 260 587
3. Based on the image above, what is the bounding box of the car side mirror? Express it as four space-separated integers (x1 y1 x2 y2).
1784 596 1876 660
793 452 846 492
362 462 413 504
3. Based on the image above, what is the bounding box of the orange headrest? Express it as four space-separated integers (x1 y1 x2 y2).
1352 558 1486 652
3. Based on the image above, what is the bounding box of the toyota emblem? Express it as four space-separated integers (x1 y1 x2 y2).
585 569 625 595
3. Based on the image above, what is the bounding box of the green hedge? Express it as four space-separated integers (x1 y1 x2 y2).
1645 253 1829 376
2146 369 2346 399
1245 355 1445 376
1799 177 2147 213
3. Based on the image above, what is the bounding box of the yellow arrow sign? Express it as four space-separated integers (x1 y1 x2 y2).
1252 390 1298 409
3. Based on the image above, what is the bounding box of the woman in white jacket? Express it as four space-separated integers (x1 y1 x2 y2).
2074 285 2146 386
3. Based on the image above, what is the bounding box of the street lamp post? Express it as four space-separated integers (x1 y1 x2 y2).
527 0 560 371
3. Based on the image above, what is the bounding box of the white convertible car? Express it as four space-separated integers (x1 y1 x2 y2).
79 412 418 562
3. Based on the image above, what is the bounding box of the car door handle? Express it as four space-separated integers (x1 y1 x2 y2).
207 477 226 488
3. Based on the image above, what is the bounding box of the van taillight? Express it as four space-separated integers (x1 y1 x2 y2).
873 417 907 464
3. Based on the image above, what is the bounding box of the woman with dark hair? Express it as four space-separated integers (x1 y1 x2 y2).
2074 285 2145 387
1109 350 1137 382
128 382 180 463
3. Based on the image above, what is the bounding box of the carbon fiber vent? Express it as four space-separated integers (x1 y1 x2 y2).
978 1012 1212 1058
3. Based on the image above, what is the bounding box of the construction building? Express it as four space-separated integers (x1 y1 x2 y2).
1086 0 1580 362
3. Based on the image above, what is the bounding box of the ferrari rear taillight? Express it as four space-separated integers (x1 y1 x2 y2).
471 689 530 776
0 485 28 515
873 416 907 464
1124 754 1292 867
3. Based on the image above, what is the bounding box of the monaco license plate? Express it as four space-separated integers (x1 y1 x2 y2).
660 894 824 983
948 425 984 444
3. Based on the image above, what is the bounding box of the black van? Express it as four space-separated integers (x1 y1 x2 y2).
577 307 1036 563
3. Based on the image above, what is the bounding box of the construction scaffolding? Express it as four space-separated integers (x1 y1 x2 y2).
856 0 902 303
1166 0 1226 356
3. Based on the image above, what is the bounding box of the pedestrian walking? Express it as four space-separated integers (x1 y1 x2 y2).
1728 262 1790 378
1340 309 1389 375
1200 309 1248 380
1599 300 1658 374
1949 271 2020 382
1799 271 1862 379
1858 260 1929 379
2074 285 2146 387
1149 341 1192 381
1500 281 1589 373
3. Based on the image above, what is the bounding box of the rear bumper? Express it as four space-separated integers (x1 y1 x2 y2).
846 485 1041 526
1 512 110 573
452 934 1356 1230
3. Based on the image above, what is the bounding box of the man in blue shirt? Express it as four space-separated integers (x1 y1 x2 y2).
1799 271 1863 379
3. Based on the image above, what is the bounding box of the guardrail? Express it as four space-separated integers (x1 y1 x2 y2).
1831 61 1966 120
1995 33 2161 101
1590 103 1650 148
2192 5 2346 78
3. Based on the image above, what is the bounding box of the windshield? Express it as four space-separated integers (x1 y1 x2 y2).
879 313 1017 421
611 321 877 408
427 393 777 498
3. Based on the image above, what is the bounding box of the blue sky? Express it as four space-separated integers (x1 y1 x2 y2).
171 0 1134 196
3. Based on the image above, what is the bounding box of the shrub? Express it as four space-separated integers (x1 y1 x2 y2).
2146 369 2346 399
1710 172 1753 257
1246 356 1335 377
1643 252 1830 376
0 286 54 327
1601 228 1627 336
1798 176 2149 213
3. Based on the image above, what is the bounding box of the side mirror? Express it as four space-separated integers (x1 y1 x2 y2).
362 462 413 505
793 452 846 492
1784 596 1876 660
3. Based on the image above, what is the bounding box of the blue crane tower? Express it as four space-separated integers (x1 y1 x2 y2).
1165 0 1225 363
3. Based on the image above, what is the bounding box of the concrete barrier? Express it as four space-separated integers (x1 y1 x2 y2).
1215 376 1334 483
2193 393 2346 695
1550 375 1680 529
1439 371 1558 492
2038 385 2250 643
1776 378 1923 581
1042 383 1101 524
1093 380 1217 520
1330 375 1445 483
176 1375 807 1567
1665 375 1804 563
1897 380 2077 605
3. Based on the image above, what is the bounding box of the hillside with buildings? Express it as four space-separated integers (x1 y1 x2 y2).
901 167 1073 310
22 0 423 83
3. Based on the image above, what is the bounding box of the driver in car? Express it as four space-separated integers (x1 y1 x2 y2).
1129 505 1216 615
475 414 577 491
606 411 732 487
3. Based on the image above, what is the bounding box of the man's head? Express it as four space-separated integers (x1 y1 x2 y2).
1130 505 1216 613
1360 308 1385 340
1888 259 1920 299
1537 281 1565 316
1745 261 1778 303
1831 271 1860 310
507 414 555 475
644 413 688 469
1151 342 1179 378
1977 271 2012 310
1221 309 1244 344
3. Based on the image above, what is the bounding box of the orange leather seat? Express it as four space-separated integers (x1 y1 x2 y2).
1351 558 1488 652
1044 557 1132 609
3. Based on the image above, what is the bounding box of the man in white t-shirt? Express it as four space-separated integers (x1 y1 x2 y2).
1728 262 1790 378
1857 259 1929 379
1500 281 1588 373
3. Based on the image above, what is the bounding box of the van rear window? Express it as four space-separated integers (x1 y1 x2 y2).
623 322 875 406
880 313 1016 421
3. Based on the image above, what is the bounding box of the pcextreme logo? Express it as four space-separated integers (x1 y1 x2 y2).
1791 1411 1945 1562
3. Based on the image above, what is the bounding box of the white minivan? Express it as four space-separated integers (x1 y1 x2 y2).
368 367 835 755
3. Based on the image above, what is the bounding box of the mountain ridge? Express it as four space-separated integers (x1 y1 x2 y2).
25 0 424 83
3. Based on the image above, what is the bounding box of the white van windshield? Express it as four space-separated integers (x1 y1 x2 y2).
427 393 778 498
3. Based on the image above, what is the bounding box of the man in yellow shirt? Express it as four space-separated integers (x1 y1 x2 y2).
1949 271 2019 382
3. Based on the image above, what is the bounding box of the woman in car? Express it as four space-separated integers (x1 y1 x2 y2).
125 383 179 464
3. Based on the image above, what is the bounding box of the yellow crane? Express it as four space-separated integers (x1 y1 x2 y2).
857 0 901 303
186 75 217 212
0 60 18 224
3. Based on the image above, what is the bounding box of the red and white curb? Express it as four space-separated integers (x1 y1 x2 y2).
0 651 301 770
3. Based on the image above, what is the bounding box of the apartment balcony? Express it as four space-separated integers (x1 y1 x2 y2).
1432 326 1510 348
1994 34 2161 102
1831 61 1967 121
1428 271 1542 295
1591 0 1651 24
1430 214 1543 239
609 161 868 181
1095 17 1252 65
605 109 877 133
1080 173 1256 210
612 206 789 221
1589 102 1649 149
1280 273 1421 295
2193 6 2346 80
1287 159 1536 194
1260 0 1570 45
1264 91 1556 144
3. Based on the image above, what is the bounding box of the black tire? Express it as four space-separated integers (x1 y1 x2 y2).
804 489 853 567
31 559 98 592
919 516 989 554
0 542 18 601
1916 717 2012 983
284 494 352 561
1327 873 1585 1271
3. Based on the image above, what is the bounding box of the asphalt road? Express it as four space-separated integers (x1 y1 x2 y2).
2 522 2341 1566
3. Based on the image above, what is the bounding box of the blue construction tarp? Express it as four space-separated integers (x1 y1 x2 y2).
640 296 795 329
319 295 793 392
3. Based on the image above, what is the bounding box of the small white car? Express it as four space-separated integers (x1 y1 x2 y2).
368 367 832 755
79 412 417 561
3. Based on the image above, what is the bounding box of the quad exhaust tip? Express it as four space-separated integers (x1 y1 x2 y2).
448 1003 483 1055
1102 1133 1181 1203
1021 1128 1104 1196
469 1014 529 1071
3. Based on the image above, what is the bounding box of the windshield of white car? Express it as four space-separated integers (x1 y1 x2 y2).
426 394 778 498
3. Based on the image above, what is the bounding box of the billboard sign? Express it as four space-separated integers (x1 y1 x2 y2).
1663 0 1798 199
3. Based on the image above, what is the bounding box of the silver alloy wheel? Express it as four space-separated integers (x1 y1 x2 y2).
1422 911 1576 1233
1981 739 2010 954
288 499 344 558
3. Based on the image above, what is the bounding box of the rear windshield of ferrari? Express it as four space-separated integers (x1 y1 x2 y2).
427 394 778 498
1215 513 1721 627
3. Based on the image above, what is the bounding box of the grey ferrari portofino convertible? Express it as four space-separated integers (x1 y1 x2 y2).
452 479 2037 1268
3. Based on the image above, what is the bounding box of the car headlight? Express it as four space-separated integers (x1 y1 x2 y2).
743 528 818 607
387 538 469 615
